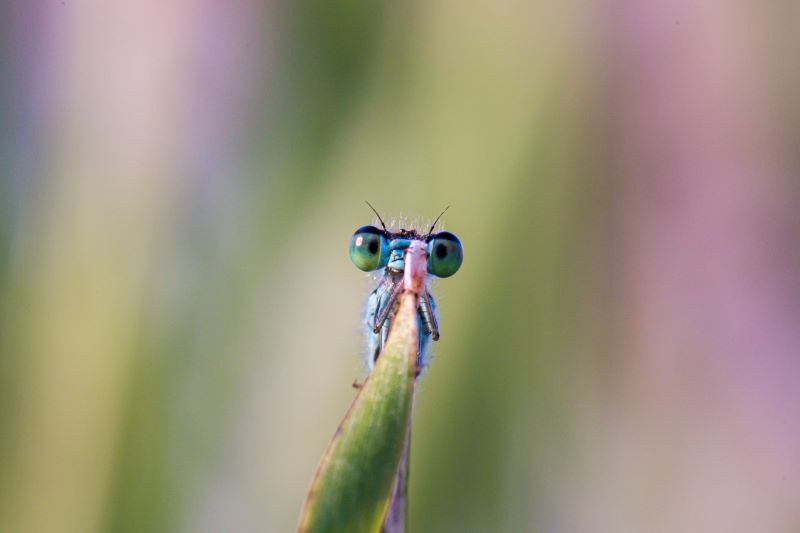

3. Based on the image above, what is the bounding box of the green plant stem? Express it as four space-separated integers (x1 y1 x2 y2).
381 425 411 533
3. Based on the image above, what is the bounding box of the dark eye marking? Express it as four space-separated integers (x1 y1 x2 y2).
435 243 448 259
368 240 379 254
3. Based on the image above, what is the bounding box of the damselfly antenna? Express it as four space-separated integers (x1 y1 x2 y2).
426 205 451 237
365 200 388 232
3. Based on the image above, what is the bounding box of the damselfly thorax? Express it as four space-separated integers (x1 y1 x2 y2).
349 206 463 375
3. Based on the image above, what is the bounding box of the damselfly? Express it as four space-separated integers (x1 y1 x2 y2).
349 203 464 375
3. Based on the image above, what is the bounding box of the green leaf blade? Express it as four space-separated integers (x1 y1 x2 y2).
298 289 420 533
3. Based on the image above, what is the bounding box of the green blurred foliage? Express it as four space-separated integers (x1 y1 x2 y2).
6 0 759 532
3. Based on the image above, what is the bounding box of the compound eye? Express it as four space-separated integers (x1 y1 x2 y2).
349 225 388 271
427 231 463 278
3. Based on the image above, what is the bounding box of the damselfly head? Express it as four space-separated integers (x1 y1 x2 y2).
349 204 463 278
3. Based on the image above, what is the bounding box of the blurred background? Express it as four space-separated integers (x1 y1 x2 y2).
2 1 800 532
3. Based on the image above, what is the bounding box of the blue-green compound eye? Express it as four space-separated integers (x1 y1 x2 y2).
427 231 463 278
349 225 389 271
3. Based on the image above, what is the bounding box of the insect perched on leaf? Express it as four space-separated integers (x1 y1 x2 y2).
297 204 462 532
349 202 464 375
